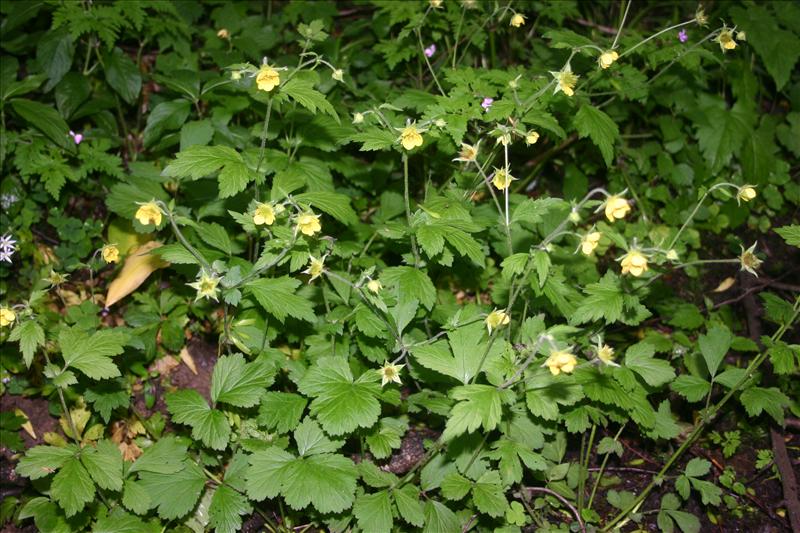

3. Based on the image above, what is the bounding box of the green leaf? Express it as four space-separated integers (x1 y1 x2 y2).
501 253 529 281
671 375 711 402
381 267 436 309
698 325 732 378
472 471 508 517
354 490 393 533
9 319 45 367
258 392 307 434
365 417 407 459
16 444 77 480
93 508 155 533
84 385 129 423
423 500 460 533
166 389 230 450
142 99 191 149
59 327 126 380
137 460 206 520
696 103 752 173
440 472 471 500
739 386 790 424
624 342 675 387
122 479 151 514
572 272 623 324
129 435 188 474
51 456 94 517
196 222 233 255
162 145 256 198
294 417 342 456
281 78 337 119
211 353 274 408
246 276 316 323
209 486 250 533
731 5 800 90
574 105 619 166
663 510 701 533
350 128 397 151
36 27 74 91
80 439 123 491
394 485 425 527
489 438 547 485
103 47 141 104
442 385 514 441
298 357 381 436
294 191 358 225
180 119 214 149
511 198 565 225
775 225 800 248
10 99 71 149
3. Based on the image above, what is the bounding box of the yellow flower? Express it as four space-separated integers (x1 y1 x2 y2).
604 195 631 222
550 66 579 97
216 28 230 39
0 306 15 327
736 31 746 42
332 69 344 82
379 361 404 387
620 250 649 277
492 168 516 190
525 131 540 145
597 344 615 365
737 185 756 204
399 125 423 151
352 112 364 124
580 232 602 255
187 270 220 302
253 202 276 226
717 27 736 52
429 0 442 8
695 7 708 26
485 308 510 334
231 70 242 81
665 249 679 261
367 279 383 294
303 255 325 281
296 212 322 236
44 270 68 287
256 65 280 92
598 50 619 69
101 244 120 263
739 243 762 277
454 142 479 162
510 13 526 28
544 350 577 376
135 201 162 226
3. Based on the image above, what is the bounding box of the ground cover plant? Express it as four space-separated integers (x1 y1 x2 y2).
1 0 799 531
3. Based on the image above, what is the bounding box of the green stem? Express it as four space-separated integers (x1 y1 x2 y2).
578 424 597 512
618 19 696 59
403 154 422 267
587 424 626 510
416 28 444 96
165 209 213 273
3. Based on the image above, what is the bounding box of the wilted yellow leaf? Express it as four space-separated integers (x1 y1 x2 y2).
713 277 736 293
107 218 151 255
105 241 169 307
15 408 36 439
179 346 198 375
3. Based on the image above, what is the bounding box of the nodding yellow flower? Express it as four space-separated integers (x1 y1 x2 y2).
303 255 325 281
736 31 746 41
366 279 383 294
253 202 276 226
580 232 602 255
666 249 679 261
620 250 649 277
352 112 364 124
332 69 344 82
598 50 619 69
379 361 404 387
737 185 757 204
525 131 540 145
135 201 162 226
510 13 526 28
256 65 280 92
492 168 516 190
695 7 708 26
296 212 322 236
0 306 15 327
597 344 616 365
399 125 423 151
739 243 762 277
216 28 230 39
544 350 577 376
550 66 579 97
604 195 631 222
101 244 120 263
717 27 737 52
485 308 510 334
429 0 442 8
454 142 479 162
188 270 220 302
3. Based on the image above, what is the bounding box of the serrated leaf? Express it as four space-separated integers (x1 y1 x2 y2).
294 191 357 225
84 385 129 423
246 276 316 323
625 342 675 387
774 225 800 247
211 353 274 408
59 327 126 380
442 385 514 441
294 417 342 456
10 98 71 149
354 490 393 533
257 392 307 434
162 145 256 198
122 479 151 514
137 460 206 520
695 103 752 173
571 272 623 324
698 325 732 378
671 375 711 402
142 99 191 149
281 77 337 119
739 386 790 424
411 322 503 384
365 417 407 459
9 319 45 368
16 444 77 480
574 105 619 166
350 128 397 151
394 484 425 527
381 266 436 309
129 435 188 474
166 389 230 450
472 471 508 517
298 357 381 435
423 500 460 533
51 456 94 517
80 439 123 491
209 485 250 533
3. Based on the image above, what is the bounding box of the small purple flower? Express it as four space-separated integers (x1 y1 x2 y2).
69 130 83 145
424 44 436 58
481 97 494 111
678 29 688 43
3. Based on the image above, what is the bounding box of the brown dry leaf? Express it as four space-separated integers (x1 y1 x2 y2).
179 346 198 375
105 241 169 307
119 441 143 462
151 354 180 376
713 277 736 293
14 408 36 439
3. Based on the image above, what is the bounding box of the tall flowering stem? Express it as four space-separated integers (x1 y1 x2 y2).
403 154 422 267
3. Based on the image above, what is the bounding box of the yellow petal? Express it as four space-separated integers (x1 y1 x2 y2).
105 241 169 307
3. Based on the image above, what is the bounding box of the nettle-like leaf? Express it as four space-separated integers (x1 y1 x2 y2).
624 342 675 387
297 357 382 435
258 392 308 434
166 389 230 450
573 104 619 166
246 276 316 323
162 145 258 198
59 327 126 380
210 353 274 408
442 385 514 441
136 460 206 520
9 319 45 368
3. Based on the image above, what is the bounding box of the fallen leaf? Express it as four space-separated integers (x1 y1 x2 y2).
105 241 169 307
15 408 36 439
151 355 180 376
179 346 198 375
713 277 736 293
